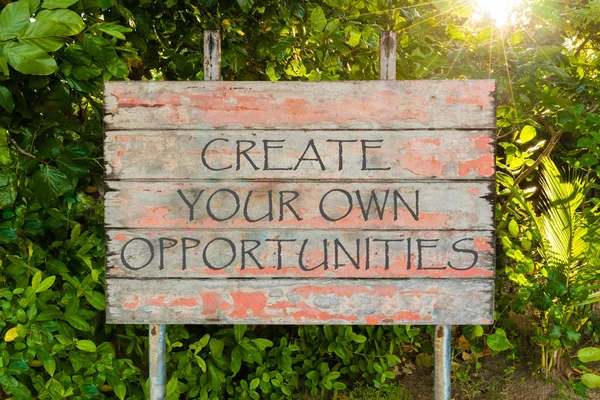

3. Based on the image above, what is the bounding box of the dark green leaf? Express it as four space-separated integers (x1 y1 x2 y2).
33 165 75 199
0 85 14 112
236 0 253 13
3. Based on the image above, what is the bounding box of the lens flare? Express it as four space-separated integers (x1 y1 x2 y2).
474 0 521 25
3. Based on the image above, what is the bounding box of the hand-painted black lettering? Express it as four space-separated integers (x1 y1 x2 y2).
244 190 274 223
373 239 404 270
326 139 358 171
181 237 200 270
333 239 360 270
158 237 178 271
177 189 204 221
120 237 154 270
279 191 302 221
236 140 259 170
265 238 296 270
203 237 236 270
393 190 419 221
355 190 389 220
361 139 391 171
447 238 479 270
299 239 328 271
202 138 232 171
241 240 264 270
293 139 326 170
206 189 240 221
319 189 353 222
417 239 443 269
264 140 293 170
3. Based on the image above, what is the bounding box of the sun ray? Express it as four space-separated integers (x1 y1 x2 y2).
499 27 516 109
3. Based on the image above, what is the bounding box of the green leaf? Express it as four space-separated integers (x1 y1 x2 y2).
3 42 57 75
582 373 600 389
251 338 273 351
519 125 536 144
236 0 253 13
578 347 600 363
508 219 519 237
0 2 30 41
234 325 247 344
310 6 327 32
231 346 242 374
96 22 132 39
0 85 14 112
76 340 97 352
84 291 106 310
345 27 361 47
73 65 102 80
463 325 484 340
34 9 85 36
209 338 224 358
112 380 126 400
35 275 56 293
41 0 79 9
66 314 91 331
0 55 8 76
22 0 41 14
33 165 75 198
487 329 513 352
18 19 73 52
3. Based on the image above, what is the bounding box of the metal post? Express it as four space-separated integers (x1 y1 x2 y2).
434 325 452 400
149 324 166 400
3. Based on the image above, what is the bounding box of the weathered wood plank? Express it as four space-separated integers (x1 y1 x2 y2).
106 229 494 279
105 278 494 325
203 31 220 81
105 130 495 181
105 181 494 230
379 31 396 81
104 80 496 131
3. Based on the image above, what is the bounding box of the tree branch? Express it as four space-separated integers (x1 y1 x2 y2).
574 22 600 57
7 135 36 159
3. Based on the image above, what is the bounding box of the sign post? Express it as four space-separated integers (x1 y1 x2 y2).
104 31 496 400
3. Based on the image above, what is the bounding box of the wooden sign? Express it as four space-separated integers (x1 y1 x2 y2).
104 80 496 325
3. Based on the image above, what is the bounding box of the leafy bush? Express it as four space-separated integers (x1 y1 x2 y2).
1 0 599 398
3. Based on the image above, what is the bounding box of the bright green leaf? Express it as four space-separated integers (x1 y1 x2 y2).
34 9 85 36
487 329 513 352
41 0 79 9
0 2 30 41
578 347 600 363
582 373 600 388
508 219 519 237
35 275 56 293
310 6 327 32
519 125 536 144
75 340 97 352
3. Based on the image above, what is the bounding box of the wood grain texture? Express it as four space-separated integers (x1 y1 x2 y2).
104 80 496 131
106 229 494 278
105 130 495 181
105 181 494 230
105 278 494 325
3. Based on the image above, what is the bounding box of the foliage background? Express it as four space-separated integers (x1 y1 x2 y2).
0 0 599 398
